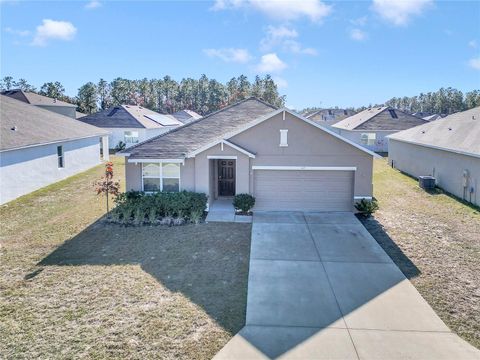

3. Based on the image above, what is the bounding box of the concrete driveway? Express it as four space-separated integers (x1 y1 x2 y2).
215 212 480 359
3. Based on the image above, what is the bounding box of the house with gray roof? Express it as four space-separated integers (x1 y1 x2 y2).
303 108 356 126
78 105 183 149
388 107 480 206
119 97 378 212
1 89 79 119
331 106 428 152
0 95 109 205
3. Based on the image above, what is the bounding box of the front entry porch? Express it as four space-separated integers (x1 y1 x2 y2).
206 198 252 223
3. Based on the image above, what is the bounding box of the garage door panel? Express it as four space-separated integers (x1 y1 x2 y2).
254 170 354 212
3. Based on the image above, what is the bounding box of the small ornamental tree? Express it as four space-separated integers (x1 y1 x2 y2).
94 161 121 212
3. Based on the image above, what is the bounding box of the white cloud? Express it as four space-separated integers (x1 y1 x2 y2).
203 48 252 63
273 76 288 89
350 28 367 41
4 27 30 36
260 25 316 55
212 0 332 23
85 0 101 9
372 0 433 26
256 53 287 73
468 57 480 70
468 40 478 49
31 19 77 46
350 16 368 26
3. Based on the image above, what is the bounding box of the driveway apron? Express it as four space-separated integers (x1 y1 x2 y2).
214 211 480 359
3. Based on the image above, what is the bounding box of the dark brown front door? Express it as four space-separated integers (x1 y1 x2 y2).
218 160 235 196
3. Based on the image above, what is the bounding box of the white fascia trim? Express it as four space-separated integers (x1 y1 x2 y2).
187 139 255 158
128 158 185 164
387 138 480 159
252 166 357 171
207 155 237 159
354 196 373 200
0 134 107 153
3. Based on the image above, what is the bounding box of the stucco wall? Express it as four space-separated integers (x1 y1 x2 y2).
389 139 480 206
37 105 76 119
334 129 397 153
0 137 101 204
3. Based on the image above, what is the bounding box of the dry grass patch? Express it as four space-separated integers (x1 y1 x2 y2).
0 157 251 359
361 158 480 349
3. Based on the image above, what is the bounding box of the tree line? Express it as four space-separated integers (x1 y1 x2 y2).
0 75 286 116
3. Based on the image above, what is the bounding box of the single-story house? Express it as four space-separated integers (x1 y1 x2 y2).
388 107 480 206
303 108 356 126
0 95 109 205
172 109 202 124
422 114 443 121
119 97 378 212
78 105 183 149
331 106 428 153
1 89 78 119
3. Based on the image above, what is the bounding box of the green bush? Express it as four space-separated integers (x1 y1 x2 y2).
111 190 207 225
115 141 126 151
354 198 379 217
233 193 255 214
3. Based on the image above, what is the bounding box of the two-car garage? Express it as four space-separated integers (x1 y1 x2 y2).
252 166 355 212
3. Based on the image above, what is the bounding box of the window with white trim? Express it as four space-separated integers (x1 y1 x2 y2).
142 162 180 192
360 133 376 146
124 131 139 144
280 129 288 147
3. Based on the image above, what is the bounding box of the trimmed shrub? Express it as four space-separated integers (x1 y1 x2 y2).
354 198 379 217
110 190 207 226
233 193 255 214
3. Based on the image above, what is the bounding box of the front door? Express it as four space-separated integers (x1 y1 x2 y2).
218 160 235 196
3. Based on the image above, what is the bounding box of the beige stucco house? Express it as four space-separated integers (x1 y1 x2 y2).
388 107 480 206
332 107 428 153
119 98 377 212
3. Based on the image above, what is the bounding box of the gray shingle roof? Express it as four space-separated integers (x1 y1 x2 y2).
333 106 427 131
388 107 480 157
123 97 277 159
1 89 77 108
1 95 107 152
78 105 182 129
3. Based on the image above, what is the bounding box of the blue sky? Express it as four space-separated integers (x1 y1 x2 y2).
2 0 479 109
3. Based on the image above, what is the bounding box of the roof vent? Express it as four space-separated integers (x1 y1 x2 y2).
421 130 425 134
448 127 452 131
53 98 57 103
473 115 476 120
11 126 17 131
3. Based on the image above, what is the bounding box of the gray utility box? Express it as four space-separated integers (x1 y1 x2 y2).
419 176 436 190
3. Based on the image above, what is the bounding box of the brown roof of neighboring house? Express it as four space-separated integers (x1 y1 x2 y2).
1 89 77 108
78 105 183 129
332 106 427 131
0 95 107 152
122 97 277 159
388 107 480 157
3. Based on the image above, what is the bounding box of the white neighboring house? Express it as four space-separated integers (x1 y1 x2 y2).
0 95 109 205
388 107 480 206
78 105 184 150
331 106 428 153
1 89 79 119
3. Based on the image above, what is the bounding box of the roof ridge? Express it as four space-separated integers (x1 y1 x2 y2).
119 97 277 154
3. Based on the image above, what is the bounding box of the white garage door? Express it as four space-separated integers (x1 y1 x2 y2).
253 169 354 211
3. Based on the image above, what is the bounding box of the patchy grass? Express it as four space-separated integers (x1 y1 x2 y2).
0 156 251 359
361 158 480 349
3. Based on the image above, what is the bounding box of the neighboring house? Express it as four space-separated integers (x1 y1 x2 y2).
0 95 109 205
303 108 356 126
1 89 77 119
119 98 378 212
388 107 480 206
172 109 202 124
422 114 443 121
76 111 87 119
331 106 428 153
78 105 183 149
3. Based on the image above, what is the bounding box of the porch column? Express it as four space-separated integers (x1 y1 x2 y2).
102 136 109 161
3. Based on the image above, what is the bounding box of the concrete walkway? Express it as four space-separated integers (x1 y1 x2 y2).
214 211 480 359
206 198 252 223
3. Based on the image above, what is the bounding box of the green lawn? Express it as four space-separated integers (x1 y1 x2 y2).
361 158 480 349
0 157 251 359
